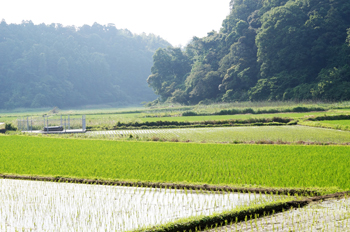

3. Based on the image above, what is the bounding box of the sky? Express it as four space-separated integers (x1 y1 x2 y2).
0 0 231 47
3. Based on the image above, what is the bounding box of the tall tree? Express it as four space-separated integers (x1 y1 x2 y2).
0 21 171 109
147 0 350 103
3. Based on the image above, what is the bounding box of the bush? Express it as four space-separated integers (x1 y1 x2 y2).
307 114 350 121
287 120 298 125
271 117 290 123
5 123 17 131
182 111 198 116
290 106 325 112
110 116 292 130
215 109 241 115
242 108 254 114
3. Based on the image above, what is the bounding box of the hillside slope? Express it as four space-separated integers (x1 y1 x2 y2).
148 0 350 104
0 21 170 109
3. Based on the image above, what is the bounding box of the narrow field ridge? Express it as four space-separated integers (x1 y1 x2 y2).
0 174 329 196
135 192 350 232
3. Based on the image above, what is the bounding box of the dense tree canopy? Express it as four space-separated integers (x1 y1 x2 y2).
148 0 350 104
0 21 170 109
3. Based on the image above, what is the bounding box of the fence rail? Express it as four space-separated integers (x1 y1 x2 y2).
17 115 86 132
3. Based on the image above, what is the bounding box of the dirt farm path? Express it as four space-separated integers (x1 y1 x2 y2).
204 197 350 231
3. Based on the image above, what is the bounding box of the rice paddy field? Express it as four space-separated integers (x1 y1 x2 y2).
137 112 330 123
1 179 291 231
1 136 350 191
299 119 350 132
205 196 350 231
77 109 350 128
311 120 350 130
2 102 350 231
1 101 350 129
321 120 350 126
86 125 350 144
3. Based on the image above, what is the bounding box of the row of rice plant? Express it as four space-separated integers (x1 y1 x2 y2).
0 179 290 231
205 195 350 232
1 136 350 192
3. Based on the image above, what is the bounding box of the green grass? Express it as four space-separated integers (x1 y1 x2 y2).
320 120 350 126
1 136 350 192
299 120 350 131
312 120 350 131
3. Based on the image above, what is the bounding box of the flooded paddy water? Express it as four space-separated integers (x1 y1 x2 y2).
0 179 287 231
206 197 350 231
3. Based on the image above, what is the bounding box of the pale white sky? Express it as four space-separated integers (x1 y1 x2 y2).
0 0 231 47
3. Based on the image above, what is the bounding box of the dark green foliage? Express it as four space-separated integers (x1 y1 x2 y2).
148 0 350 103
5 123 17 131
181 106 324 117
147 47 191 102
182 111 198 116
109 117 292 130
0 21 170 109
307 114 350 121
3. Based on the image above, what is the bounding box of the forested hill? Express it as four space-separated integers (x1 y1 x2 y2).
0 21 170 109
148 0 350 104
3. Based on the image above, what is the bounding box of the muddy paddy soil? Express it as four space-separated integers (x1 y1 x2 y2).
205 197 350 231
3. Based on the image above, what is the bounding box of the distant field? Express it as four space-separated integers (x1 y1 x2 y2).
138 112 330 122
2 102 350 131
87 125 350 144
75 110 350 130
320 120 350 126
300 119 350 131
72 109 350 128
1 136 350 192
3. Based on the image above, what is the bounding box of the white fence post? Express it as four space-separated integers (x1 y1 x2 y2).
82 115 86 131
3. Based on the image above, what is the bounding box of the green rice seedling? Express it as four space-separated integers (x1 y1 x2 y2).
1 136 350 192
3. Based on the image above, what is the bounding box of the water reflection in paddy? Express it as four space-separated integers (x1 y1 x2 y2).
0 179 287 231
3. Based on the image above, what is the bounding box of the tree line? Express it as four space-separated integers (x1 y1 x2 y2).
0 21 170 109
147 0 350 104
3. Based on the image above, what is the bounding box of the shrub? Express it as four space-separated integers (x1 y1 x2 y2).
110 117 292 129
290 106 325 112
306 114 350 121
242 108 254 114
182 111 198 116
5 123 17 131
